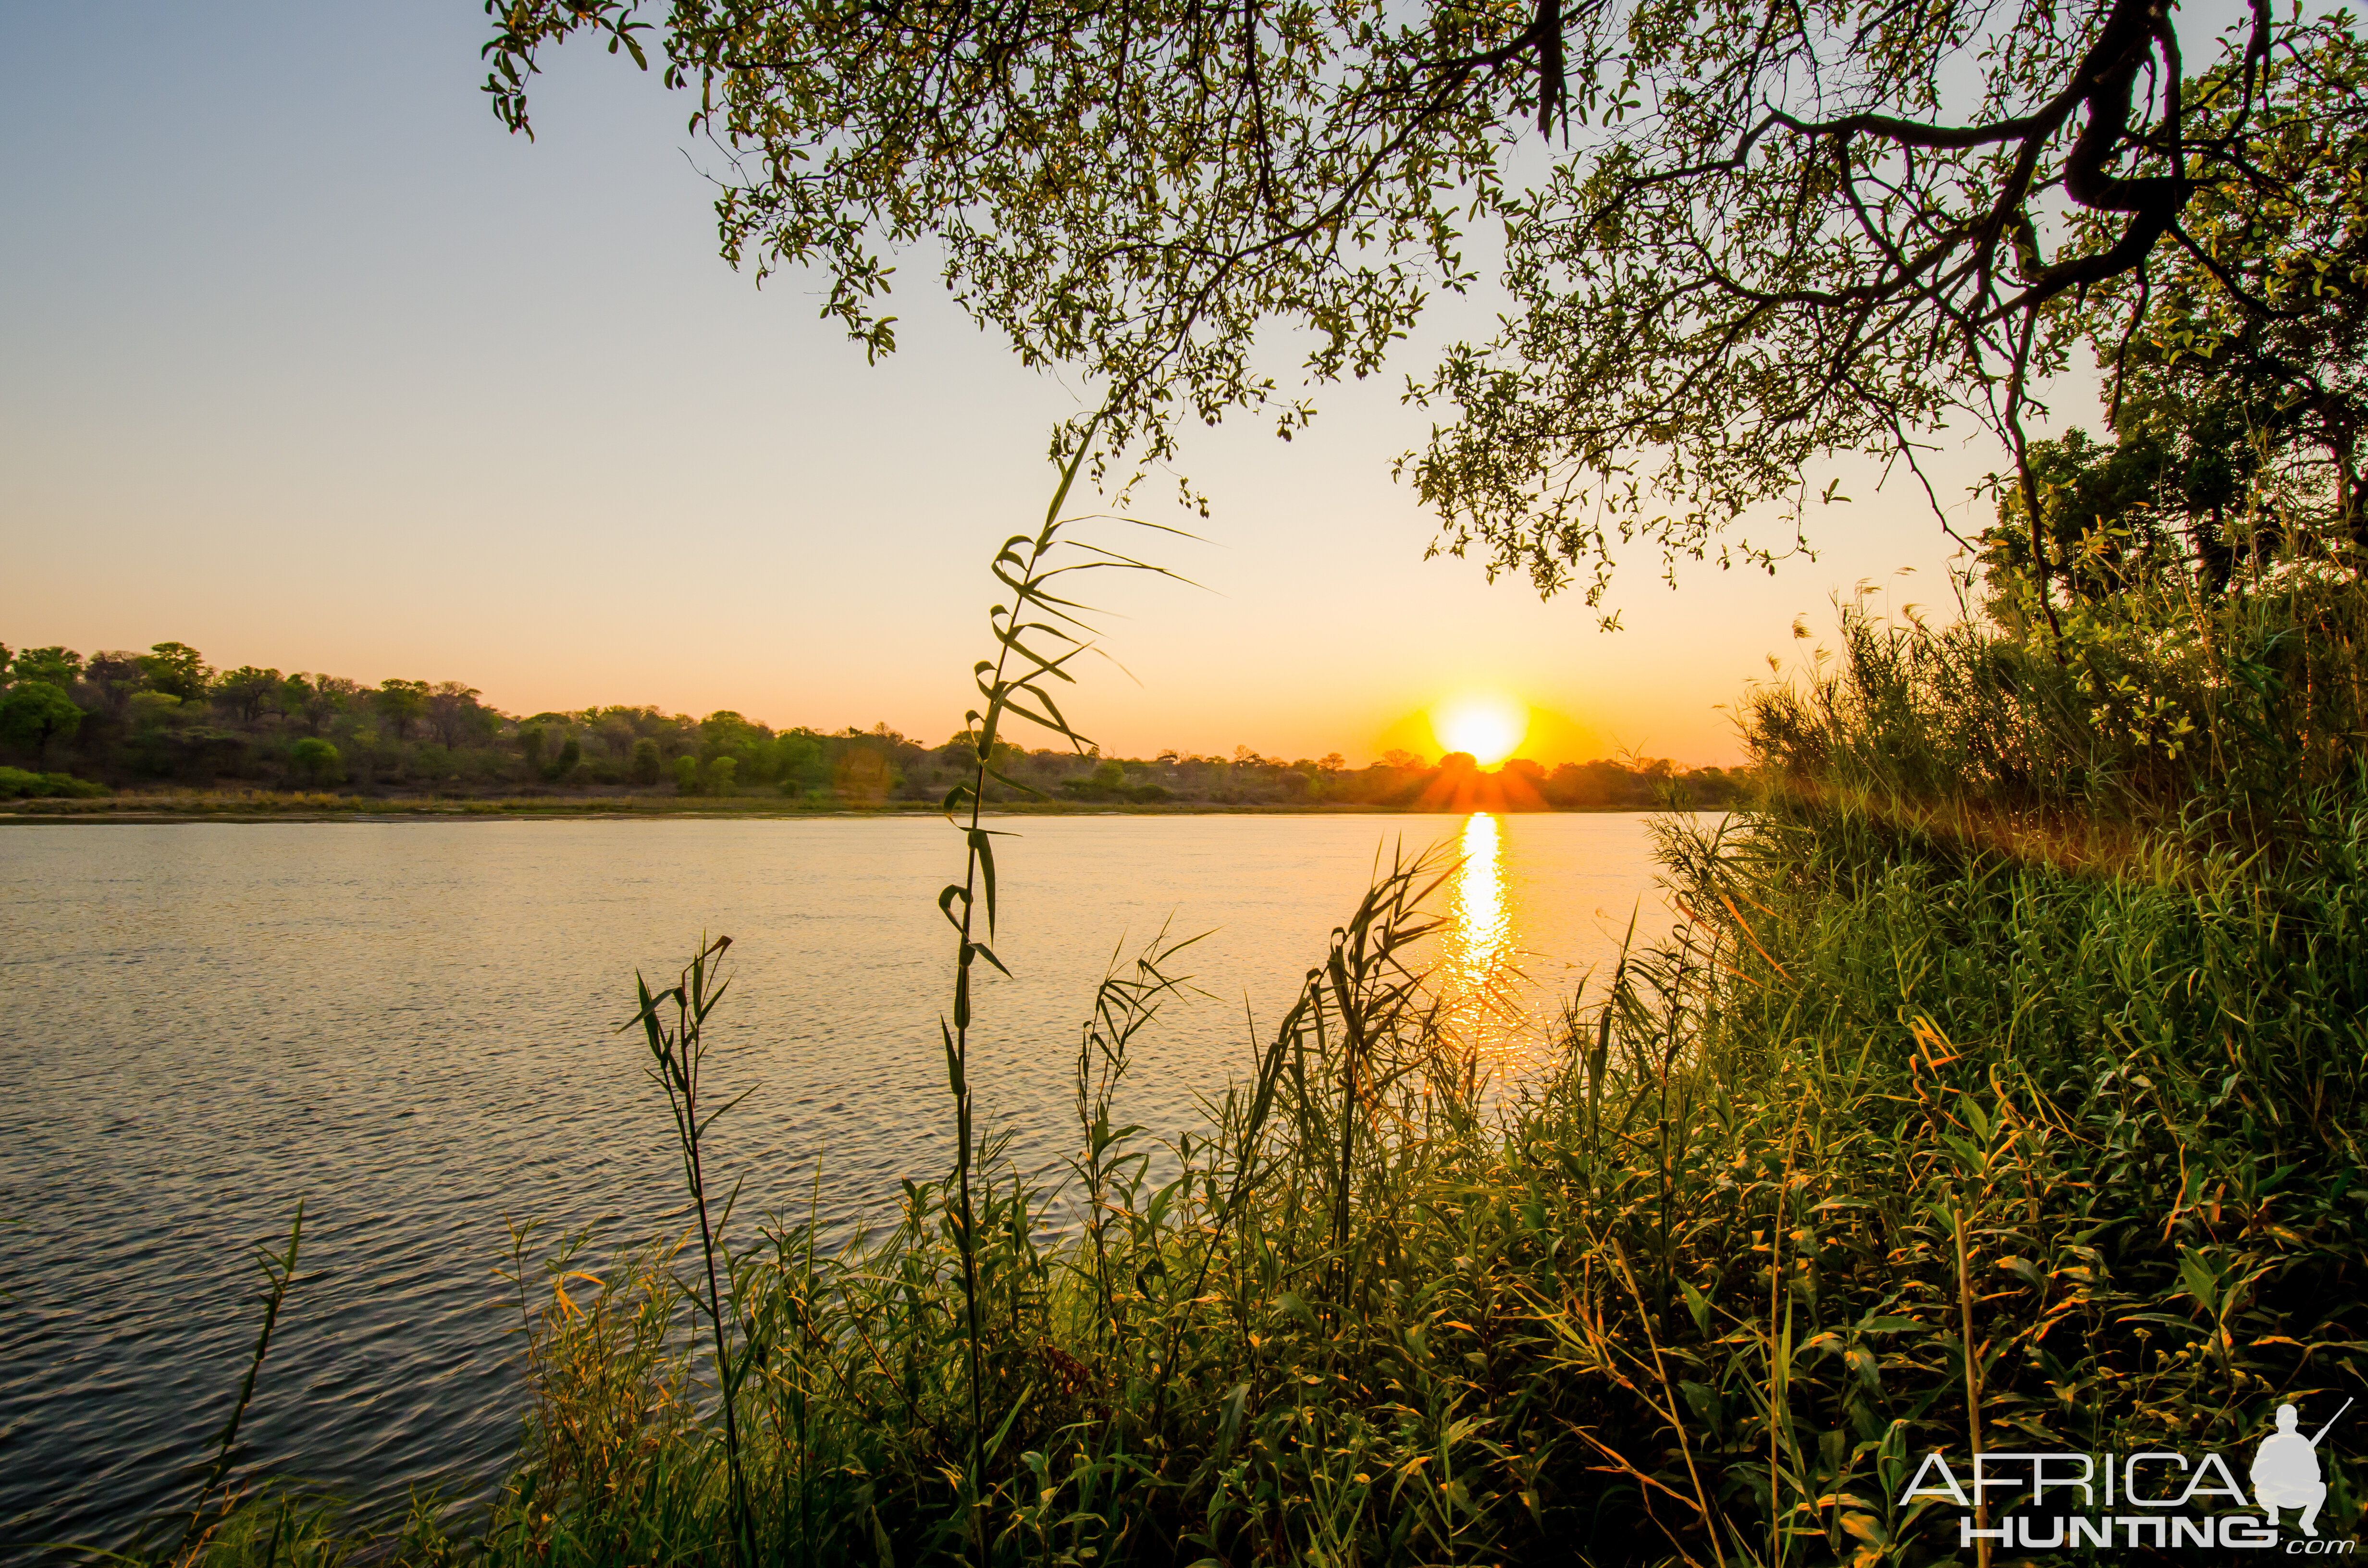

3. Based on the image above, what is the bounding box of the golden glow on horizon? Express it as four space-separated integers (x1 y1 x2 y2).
1431 694 1530 767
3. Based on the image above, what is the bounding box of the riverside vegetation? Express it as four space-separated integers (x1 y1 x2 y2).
131 498 2368 1566
0 644 1741 815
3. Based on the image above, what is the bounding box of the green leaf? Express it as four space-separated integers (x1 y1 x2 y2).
1679 1277 1713 1337
968 829 999 936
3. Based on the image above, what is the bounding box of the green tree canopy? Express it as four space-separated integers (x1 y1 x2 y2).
214 665 285 724
0 680 84 765
2069 20 2368 559
9 646 84 688
283 674 359 735
138 641 211 702
375 678 432 740
487 0 2364 614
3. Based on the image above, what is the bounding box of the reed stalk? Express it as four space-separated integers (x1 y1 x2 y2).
932 426 1189 1555
629 935 757 1566
172 1201 303 1563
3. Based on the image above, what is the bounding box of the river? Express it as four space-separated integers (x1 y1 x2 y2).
0 811 1676 1550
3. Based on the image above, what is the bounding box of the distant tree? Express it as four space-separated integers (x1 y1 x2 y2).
138 642 210 702
701 710 763 777
10 647 83 688
630 736 663 786
128 691 185 729
426 681 487 747
543 735 582 783
1318 753 1346 773
289 737 342 786
1378 749 1426 771
283 674 359 735
673 754 702 795
775 731 825 790
374 678 431 740
81 652 144 717
709 755 739 794
1059 757 1131 803
519 723 549 771
0 681 83 766
589 707 647 759
213 665 284 725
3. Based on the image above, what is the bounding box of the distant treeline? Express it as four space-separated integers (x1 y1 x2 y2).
0 639 1749 809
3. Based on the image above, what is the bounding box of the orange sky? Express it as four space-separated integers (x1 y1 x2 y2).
2 4 2001 769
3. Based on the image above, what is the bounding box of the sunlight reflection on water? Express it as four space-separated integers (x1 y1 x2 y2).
1432 813 1555 1078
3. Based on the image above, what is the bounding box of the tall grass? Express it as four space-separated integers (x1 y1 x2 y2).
153 568 2368 1566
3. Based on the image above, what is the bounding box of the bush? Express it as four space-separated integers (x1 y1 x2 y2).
0 767 106 799
631 736 663 786
287 738 341 786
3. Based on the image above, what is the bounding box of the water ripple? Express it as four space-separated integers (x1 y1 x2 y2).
0 813 1669 1551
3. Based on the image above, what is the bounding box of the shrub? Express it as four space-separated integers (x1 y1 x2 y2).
542 735 581 784
0 767 106 799
287 738 341 786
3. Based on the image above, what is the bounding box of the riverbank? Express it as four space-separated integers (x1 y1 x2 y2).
0 790 1676 823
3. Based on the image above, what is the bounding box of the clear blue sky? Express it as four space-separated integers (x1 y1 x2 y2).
1 0 2005 763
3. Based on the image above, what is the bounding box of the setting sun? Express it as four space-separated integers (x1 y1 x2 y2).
1430 694 1530 767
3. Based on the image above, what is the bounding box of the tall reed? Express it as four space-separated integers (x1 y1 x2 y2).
933 429 1187 1550
629 935 756 1564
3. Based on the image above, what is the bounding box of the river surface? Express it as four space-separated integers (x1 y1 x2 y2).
0 812 1676 1551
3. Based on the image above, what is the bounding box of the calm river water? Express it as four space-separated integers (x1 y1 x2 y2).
0 812 1673 1550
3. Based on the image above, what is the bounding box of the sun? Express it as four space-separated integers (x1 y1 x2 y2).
1430 694 1529 768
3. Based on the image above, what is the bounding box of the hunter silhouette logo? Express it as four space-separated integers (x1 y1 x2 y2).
2256 1399 2351 1538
